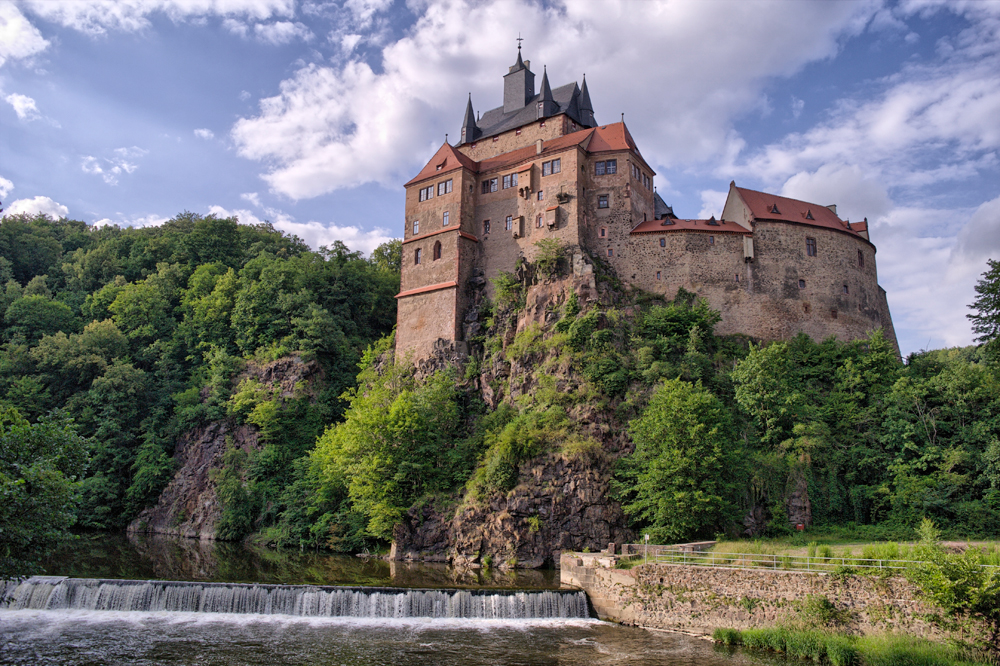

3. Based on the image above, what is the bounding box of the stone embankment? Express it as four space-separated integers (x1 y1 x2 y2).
560 548 940 638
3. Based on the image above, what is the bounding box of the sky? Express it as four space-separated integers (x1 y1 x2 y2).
1 0 998 357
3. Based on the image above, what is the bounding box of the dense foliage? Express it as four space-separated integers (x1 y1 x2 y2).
0 213 399 544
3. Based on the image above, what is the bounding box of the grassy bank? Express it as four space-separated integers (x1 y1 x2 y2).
712 627 988 666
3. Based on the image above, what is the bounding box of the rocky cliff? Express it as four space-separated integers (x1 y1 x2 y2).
391 269 637 568
128 355 323 540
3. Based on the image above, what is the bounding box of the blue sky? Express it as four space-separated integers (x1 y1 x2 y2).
1 0 998 356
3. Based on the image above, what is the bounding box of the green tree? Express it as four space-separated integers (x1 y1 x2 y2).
0 407 88 581
616 378 740 542
3 295 79 344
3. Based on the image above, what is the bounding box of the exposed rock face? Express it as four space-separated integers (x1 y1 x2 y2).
392 454 632 569
128 355 322 540
392 271 634 568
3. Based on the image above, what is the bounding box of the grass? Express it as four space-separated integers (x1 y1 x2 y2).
712 627 989 665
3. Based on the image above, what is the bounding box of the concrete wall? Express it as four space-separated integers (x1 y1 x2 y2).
560 553 939 638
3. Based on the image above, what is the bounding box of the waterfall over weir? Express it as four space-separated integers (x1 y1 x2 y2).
2 577 589 620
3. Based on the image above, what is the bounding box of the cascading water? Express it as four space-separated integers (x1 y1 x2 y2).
2 577 590 620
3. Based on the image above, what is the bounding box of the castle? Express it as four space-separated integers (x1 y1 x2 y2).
396 48 897 359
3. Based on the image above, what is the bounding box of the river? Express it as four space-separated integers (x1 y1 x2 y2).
0 534 776 665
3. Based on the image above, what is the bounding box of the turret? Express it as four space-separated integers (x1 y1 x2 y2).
459 94 479 145
503 47 535 113
578 74 595 126
536 66 558 119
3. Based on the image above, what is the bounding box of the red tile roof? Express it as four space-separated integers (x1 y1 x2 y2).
631 218 750 235
735 186 860 237
406 123 653 187
405 142 478 187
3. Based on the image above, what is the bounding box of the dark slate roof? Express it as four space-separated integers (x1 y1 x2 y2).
653 191 675 219
473 81 594 141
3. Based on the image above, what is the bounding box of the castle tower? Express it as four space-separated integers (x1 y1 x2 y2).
503 47 535 113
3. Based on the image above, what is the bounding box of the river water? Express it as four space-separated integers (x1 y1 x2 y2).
0 534 776 666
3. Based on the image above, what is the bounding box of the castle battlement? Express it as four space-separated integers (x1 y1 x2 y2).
396 50 897 360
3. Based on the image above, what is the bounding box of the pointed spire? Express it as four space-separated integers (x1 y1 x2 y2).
537 65 557 119
459 93 478 145
579 73 595 126
513 48 525 71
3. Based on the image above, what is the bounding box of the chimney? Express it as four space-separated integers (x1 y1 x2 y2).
536 139 543 155
826 204 837 215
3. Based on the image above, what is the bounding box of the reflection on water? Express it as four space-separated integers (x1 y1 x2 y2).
41 533 560 589
0 610 777 666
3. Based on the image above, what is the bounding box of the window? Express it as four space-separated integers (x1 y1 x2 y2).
644 174 650 189
437 179 453 196
442 211 449 226
502 173 518 189
607 248 613 257
492 136 499 142
600 227 606 237
843 284 849 294
433 241 441 261
709 236 715 245
537 214 543 228
540 120 546 128
413 220 419 234
505 215 513 231
414 248 422 265
806 237 817 256
516 129 521 135
418 186 433 201
483 220 490 234
481 178 498 194
858 250 864 268
593 159 617 175
735 274 740 282
798 279 806 289
542 159 561 176
659 237 665 247
831 309 838 319
598 194 609 208
656 271 661 280
537 190 544 201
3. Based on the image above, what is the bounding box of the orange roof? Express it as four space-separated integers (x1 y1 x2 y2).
407 122 654 186
735 186 860 237
405 143 478 187
631 218 750 235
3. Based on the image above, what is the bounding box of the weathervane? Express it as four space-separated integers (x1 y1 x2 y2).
516 33 523 50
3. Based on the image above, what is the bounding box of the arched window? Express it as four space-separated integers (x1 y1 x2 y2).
414 248 422 265
433 241 442 261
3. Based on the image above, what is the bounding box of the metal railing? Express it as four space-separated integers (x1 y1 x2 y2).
620 546 1000 573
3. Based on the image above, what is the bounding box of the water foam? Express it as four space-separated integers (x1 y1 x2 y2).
2 577 590 621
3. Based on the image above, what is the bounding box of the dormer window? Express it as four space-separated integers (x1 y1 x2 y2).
770 204 780 214
805 209 815 220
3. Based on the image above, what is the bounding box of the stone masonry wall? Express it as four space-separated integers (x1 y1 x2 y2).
560 554 939 637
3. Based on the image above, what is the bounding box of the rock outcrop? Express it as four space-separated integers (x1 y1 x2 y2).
128 355 322 540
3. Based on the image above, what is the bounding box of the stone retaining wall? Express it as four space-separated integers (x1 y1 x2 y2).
560 552 941 637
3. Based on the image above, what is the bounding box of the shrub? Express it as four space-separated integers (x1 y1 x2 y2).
712 628 741 646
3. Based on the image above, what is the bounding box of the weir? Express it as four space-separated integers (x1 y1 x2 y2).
2 577 589 620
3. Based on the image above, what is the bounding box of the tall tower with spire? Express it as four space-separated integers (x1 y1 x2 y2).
503 46 535 113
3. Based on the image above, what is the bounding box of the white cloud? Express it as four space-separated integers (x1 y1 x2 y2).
232 0 880 199
194 128 214 139
254 20 312 44
207 204 394 256
21 0 296 36
780 164 891 224
3 195 68 218
791 97 804 119
0 175 12 199
223 17 249 37
4 92 38 120
698 190 727 219
240 191 261 207
81 146 148 185
954 195 1000 262
0 2 49 67
92 213 169 228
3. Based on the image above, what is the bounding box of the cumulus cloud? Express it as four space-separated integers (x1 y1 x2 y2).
207 204 394 256
194 128 214 139
20 0 295 36
698 190 728 219
0 175 12 199
3 195 68 218
81 146 148 185
0 2 49 67
92 213 170 228
953 195 1000 262
5 92 39 120
254 20 312 44
240 191 262 207
780 164 891 224
232 0 879 199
